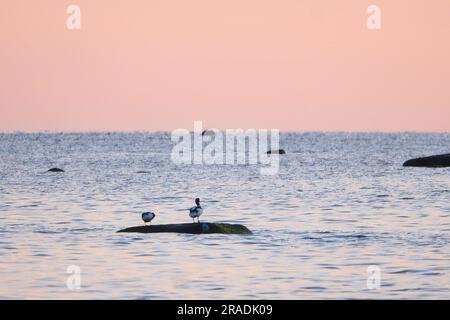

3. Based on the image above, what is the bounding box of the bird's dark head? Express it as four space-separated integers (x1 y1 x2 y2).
195 198 200 206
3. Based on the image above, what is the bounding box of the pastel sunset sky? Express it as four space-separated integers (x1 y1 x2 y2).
1 0 449 132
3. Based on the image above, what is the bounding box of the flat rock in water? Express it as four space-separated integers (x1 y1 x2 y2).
48 167 64 172
117 222 252 235
403 153 450 168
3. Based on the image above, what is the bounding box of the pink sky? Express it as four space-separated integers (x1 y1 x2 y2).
1 0 449 132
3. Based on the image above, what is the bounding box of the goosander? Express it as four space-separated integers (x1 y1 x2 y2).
189 198 203 223
142 212 156 225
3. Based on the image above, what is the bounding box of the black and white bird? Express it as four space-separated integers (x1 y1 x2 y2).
141 212 156 226
189 198 203 223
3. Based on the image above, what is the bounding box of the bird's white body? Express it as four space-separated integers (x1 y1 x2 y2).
142 212 156 225
189 206 203 219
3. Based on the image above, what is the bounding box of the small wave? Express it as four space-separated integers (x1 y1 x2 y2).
33 253 51 257
263 229 450 249
302 286 327 290
390 269 423 274
34 226 107 234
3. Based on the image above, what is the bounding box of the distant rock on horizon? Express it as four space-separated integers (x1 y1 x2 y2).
403 153 450 168
266 149 286 155
201 129 216 136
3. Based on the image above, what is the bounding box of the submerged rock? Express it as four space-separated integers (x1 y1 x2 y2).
266 149 286 154
117 222 252 235
403 153 450 168
48 167 64 172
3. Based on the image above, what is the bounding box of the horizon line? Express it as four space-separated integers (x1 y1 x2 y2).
1 130 450 134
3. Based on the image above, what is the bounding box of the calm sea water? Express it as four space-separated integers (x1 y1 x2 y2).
0 132 449 299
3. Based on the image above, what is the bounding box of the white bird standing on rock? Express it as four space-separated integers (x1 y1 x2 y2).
189 198 203 223
142 212 156 226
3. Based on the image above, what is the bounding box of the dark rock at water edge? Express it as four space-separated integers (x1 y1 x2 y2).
403 153 450 168
117 222 252 235
48 167 64 172
266 149 286 154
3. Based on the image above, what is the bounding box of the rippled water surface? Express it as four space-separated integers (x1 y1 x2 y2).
0 132 449 299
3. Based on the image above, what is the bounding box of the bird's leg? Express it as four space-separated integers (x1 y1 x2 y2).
197 217 200 223
192 218 195 223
